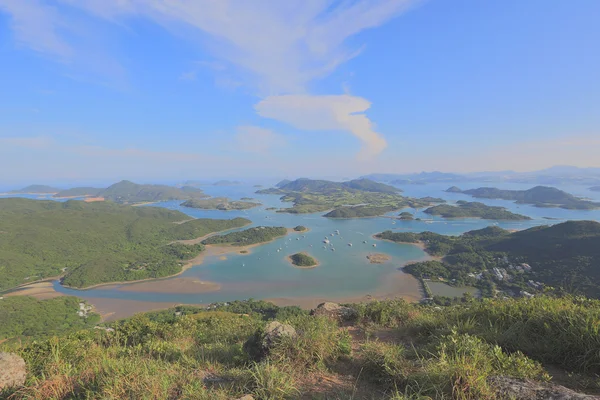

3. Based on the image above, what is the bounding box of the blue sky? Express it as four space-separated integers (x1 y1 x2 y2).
0 0 599 185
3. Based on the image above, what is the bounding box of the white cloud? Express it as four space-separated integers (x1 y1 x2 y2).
256 94 387 158
234 126 287 154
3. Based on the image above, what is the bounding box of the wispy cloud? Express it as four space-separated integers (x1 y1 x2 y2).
0 136 53 148
1 0 419 159
0 0 72 60
234 126 287 154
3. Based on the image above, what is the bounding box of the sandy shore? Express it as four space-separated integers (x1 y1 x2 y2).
85 298 185 322
4 282 65 300
117 278 221 294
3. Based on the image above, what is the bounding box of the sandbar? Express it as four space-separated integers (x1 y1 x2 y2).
117 277 221 294
366 253 391 264
4 282 64 300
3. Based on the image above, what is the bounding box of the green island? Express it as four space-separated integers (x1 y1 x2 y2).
448 185 600 210
377 220 600 298
288 252 318 268
424 201 531 220
202 226 287 246
181 197 260 210
2 297 600 399
8 184 59 194
398 211 414 220
0 296 100 342
293 225 308 232
258 178 442 216
0 198 249 290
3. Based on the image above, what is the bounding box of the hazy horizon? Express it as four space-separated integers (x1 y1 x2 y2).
1 0 599 183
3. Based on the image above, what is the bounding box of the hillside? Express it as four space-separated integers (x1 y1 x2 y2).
2 297 599 399
0 198 249 290
424 201 531 220
258 178 433 215
378 220 600 298
9 185 59 194
181 197 260 210
452 185 600 210
324 205 397 218
97 180 207 204
53 187 104 197
202 226 287 246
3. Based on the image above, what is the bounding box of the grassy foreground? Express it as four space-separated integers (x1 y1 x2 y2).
2 296 600 399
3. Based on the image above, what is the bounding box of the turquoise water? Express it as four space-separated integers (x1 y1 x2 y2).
5 182 600 304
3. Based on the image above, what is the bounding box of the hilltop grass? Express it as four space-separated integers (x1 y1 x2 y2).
3 296 600 399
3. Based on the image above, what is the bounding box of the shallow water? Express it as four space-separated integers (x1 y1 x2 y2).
6 182 600 305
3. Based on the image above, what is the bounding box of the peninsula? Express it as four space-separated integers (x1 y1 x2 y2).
447 185 600 210
181 197 260 210
424 201 531 220
377 220 600 298
0 198 250 291
202 226 287 246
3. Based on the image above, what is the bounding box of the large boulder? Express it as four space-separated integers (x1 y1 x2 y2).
311 302 358 321
243 321 297 361
488 376 599 400
0 352 26 390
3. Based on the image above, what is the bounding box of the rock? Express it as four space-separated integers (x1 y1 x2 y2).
243 321 297 361
311 302 358 321
488 376 600 400
0 352 26 390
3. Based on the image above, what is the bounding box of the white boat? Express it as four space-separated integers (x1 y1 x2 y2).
348 243 352 247
372 244 377 247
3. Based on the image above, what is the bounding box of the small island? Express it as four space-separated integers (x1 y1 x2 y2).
287 252 319 268
424 201 531 220
181 197 260 210
366 253 391 264
398 212 414 220
446 185 600 210
293 225 308 232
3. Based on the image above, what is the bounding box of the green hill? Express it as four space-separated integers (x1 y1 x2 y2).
96 180 207 204
9 184 60 194
455 185 600 210
2 296 599 399
424 201 531 220
378 220 600 298
258 178 432 215
53 187 104 197
0 198 249 290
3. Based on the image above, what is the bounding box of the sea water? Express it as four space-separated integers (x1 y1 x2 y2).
49 182 600 304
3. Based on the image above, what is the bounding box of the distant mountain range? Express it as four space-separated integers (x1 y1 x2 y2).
9 180 207 204
362 166 600 185
447 185 600 210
